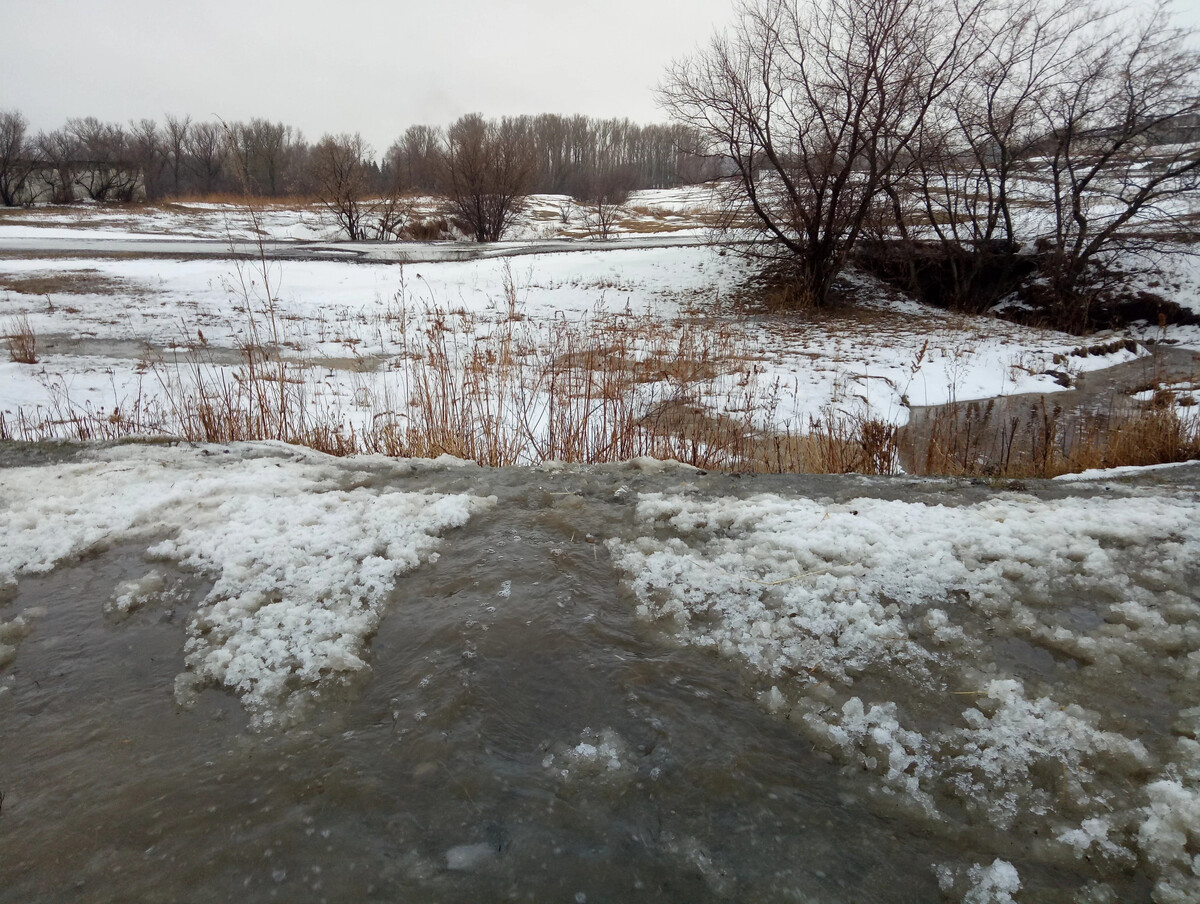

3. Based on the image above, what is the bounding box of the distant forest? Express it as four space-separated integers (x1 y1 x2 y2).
0 110 720 205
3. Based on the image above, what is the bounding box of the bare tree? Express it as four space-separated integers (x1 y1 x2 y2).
575 165 637 239
0 111 35 206
63 117 142 201
1035 2 1200 327
312 133 410 240
386 124 442 193
163 114 191 197
187 122 227 195
224 119 304 196
36 128 82 203
442 114 536 242
885 0 1200 326
661 0 989 306
129 118 165 200
874 0 1097 309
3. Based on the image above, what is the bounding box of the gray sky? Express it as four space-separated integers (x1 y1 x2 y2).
7 0 1199 157
4 0 736 155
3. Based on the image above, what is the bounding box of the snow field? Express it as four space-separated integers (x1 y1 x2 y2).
0 240 1152 449
0 444 493 726
608 482 1200 900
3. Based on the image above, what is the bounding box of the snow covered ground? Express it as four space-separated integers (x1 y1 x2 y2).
0 185 720 245
2 190 1178 449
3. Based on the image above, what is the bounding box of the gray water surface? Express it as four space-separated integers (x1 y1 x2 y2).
1 452 1195 903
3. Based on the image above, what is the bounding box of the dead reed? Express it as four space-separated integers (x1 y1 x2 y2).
1 284 896 473
903 393 1200 478
4 315 37 364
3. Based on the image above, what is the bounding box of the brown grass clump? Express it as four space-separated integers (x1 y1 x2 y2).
4 315 37 364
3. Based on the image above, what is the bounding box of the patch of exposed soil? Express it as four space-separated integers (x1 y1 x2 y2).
0 270 144 297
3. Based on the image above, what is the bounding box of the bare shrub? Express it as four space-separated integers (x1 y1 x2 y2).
575 167 637 239
442 114 535 242
4 315 36 364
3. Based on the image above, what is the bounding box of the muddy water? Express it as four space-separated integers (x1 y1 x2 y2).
900 344 1200 473
1 454 1196 903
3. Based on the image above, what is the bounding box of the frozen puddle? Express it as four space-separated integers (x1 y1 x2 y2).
1 445 1199 902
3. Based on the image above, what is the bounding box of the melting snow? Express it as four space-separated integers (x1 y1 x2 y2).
0 443 493 725
609 481 1200 899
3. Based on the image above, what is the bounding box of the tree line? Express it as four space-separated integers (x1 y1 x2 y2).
662 0 1200 329
0 110 714 207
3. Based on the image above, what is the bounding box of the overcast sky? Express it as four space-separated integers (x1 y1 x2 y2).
7 0 1199 157
5 0 737 154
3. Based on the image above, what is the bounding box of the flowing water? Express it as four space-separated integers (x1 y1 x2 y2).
1 446 1198 903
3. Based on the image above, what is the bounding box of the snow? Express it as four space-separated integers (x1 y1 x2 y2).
1054 460 1199 481
0 443 493 726
608 481 1200 896
962 860 1022 904
0 197 1169 448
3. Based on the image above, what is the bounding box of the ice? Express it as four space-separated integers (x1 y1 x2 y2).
610 490 1198 684
105 570 169 617
1138 780 1200 904
545 727 632 780
807 697 935 809
444 842 497 872
1057 817 1126 860
609 483 1200 893
947 679 1150 827
0 612 36 670
0 444 493 725
962 860 1021 904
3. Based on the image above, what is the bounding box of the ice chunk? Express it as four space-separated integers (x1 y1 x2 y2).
105 570 168 617
545 727 632 780
963 859 1021 904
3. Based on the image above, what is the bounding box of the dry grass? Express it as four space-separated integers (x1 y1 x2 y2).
4 315 37 364
9 281 1191 478
903 394 1200 478
0 271 132 296
6 236 1191 478
0 274 900 474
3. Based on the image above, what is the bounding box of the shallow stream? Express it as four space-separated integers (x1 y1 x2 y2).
2 444 1198 903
